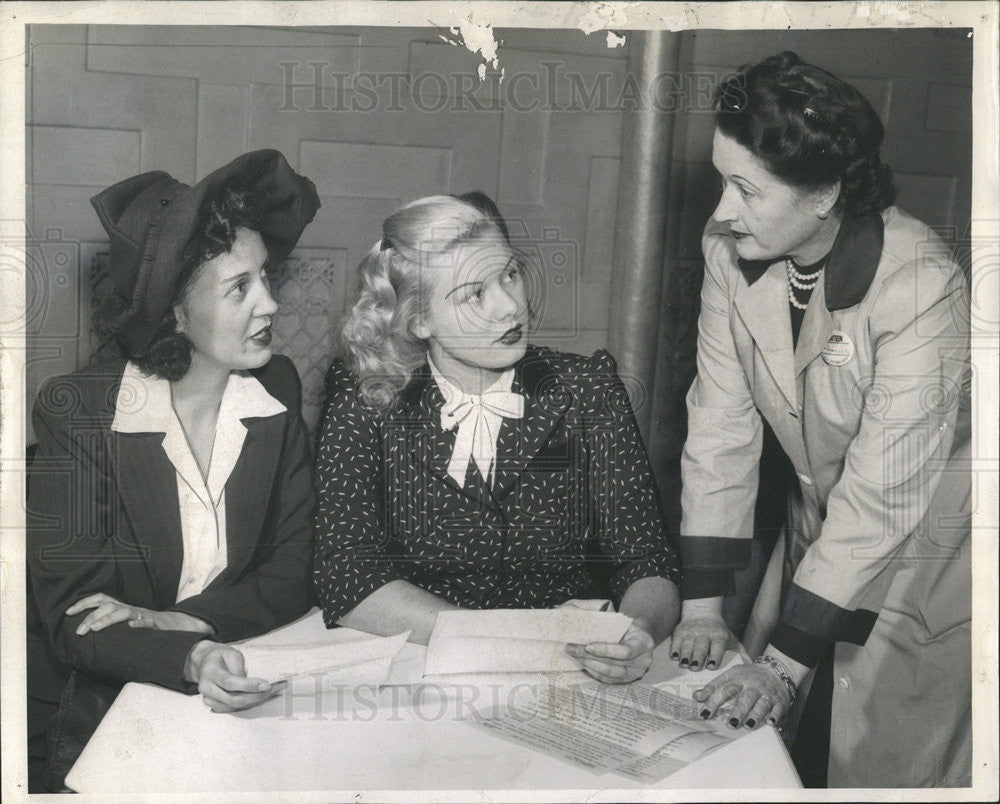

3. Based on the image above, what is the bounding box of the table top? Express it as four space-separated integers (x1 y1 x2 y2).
66 609 801 796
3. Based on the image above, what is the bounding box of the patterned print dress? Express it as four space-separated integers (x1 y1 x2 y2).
313 345 679 624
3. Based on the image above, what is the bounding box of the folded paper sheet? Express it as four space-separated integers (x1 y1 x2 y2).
425 609 632 675
237 631 410 685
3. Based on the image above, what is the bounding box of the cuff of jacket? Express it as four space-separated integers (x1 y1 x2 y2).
317 559 405 626
678 536 751 600
772 582 879 667
769 621 829 668
681 568 734 600
62 614 206 694
609 547 682 606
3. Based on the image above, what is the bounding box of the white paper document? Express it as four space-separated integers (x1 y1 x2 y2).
471 680 740 782
424 609 632 675
236 631 410 685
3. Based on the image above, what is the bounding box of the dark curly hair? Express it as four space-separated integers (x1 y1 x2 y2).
715 51 895 218
131 185 265 381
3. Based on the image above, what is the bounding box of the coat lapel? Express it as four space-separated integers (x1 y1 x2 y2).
397 351 570 507
114 432 184 604
734 261 798 411
794 278 837 378
393 368 489 507
214 415 283 582
492 349 571 500
794 212 883 375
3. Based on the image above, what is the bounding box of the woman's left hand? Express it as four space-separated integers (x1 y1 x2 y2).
566 622 655 684
67 593 212 635
693 663 792 729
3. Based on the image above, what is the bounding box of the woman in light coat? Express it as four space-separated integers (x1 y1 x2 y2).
669 52 971 787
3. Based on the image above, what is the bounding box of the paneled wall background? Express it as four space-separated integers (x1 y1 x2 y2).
26 25 631 437
26 24 972 482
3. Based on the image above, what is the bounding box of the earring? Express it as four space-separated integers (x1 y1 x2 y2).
818 211 829 220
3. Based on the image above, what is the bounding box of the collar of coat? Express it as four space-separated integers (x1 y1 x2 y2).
736 211 885 311
390 345 570 501
112 360 286 433
394 344 560 419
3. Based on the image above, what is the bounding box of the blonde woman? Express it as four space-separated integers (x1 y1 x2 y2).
313 194 680 684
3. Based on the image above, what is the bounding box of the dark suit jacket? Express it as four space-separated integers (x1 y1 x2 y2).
27 354 315 705
313 345 679 624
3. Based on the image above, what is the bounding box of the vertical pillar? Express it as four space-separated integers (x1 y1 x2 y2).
607 31 681 438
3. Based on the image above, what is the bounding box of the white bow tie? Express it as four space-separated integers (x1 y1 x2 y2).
440 388 524 487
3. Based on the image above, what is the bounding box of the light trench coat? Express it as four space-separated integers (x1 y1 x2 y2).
680 207 971 787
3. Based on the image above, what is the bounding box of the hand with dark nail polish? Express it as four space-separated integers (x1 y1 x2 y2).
667 609 733 673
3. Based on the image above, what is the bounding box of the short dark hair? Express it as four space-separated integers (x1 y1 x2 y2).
715 51 895 218
132 185 265 381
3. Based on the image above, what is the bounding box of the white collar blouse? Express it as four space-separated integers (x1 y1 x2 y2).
111 361 286 602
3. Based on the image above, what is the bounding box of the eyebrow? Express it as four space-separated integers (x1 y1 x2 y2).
444 281 480 300
731 173 761 190
715 164 762 191
444 255 516 299
220 270 250 285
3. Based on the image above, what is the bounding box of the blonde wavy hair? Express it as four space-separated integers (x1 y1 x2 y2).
341 194 506 411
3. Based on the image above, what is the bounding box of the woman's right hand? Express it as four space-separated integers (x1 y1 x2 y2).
184 641 281 713
668 597 742 671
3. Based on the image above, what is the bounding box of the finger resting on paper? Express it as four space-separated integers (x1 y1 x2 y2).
221 673 272 695
200 681 272 711
706 639 727 670
726 690 763 728
689 635 712 669
703 680 743 714
766 700 788 727
577 657 630 681
673 637 695 665
743 694 773 729
583 640 635 660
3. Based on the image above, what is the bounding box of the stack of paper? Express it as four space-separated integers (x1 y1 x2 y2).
425 609 632 675
472 680 742 783
237 631 410 686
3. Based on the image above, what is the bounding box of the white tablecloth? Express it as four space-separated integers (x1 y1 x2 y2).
66 609 801 795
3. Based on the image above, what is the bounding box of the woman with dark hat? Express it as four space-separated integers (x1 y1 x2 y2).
27 150 320 791
669 52 971 787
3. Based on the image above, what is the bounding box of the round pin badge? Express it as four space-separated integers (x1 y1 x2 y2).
822 330 855 366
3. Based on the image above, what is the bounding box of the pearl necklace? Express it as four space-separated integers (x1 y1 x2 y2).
786 259 823 311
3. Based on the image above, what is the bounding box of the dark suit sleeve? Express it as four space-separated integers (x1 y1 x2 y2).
582 350 681 602
27 374 204 692
169 356 315 642
312 360 403 626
